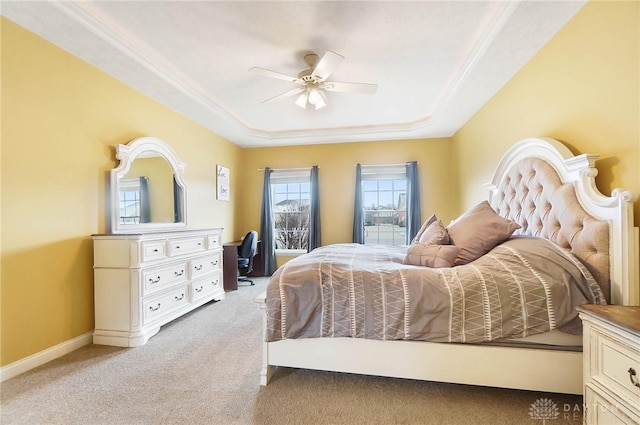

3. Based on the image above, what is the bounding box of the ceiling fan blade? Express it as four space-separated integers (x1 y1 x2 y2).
324 81 378 94
249 67 302 84
262 87 306 104
311 50 344 81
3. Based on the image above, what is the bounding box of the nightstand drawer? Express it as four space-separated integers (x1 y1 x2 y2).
598 334 640 405
586 385 640 425
580 305 640 425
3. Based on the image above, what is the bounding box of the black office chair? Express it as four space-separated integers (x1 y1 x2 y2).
237 231 258 286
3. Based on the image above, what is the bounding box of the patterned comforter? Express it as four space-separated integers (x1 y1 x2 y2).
265 237 605 343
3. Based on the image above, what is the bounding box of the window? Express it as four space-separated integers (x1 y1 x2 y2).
271 169 311 252
361 165 407 246
119 179 142 224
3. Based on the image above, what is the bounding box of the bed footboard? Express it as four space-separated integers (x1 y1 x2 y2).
255 292 582 393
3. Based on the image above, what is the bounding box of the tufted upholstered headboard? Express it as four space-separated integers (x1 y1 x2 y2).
491 156 610 298
485 138 639 305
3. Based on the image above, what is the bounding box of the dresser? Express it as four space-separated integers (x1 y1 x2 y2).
92 228 224 347
578 304 640 424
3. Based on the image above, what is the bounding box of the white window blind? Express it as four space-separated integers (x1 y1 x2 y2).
271 168 311 183
360 164 406 181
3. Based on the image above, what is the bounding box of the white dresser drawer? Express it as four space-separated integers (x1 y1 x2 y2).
597 333 640 406
190 272 223 302
586 384 640 425
579 305 640 425
142 261 188 296
143 286 189 324
190 253 222 279
168 236 206 256
141 240 167 261
207 233 222 250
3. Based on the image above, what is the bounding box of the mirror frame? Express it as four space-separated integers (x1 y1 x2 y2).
109 137 188 233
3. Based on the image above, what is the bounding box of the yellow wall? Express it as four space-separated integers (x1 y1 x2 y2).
238 139 458 266
452 0 639 221
1 18 241 366
452 0 640 294
2 0 639 368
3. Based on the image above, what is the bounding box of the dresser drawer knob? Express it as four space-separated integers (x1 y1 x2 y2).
211 260 218 266
149 276 161 284
175 270 184 277
195 286 203 293
629 368 640 389
194 265 203 271
149 303 161 312
175 293 185 301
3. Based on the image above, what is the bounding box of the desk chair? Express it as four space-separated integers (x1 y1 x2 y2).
237 231 258 285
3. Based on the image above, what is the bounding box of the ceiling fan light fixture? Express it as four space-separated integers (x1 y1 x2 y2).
251 50 376 110
308 87 321 105
314 91 328 109
295 92 308 109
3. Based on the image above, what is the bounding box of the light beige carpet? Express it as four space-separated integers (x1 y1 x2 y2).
1 277 583 425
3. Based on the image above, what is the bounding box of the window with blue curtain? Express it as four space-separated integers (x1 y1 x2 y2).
271 168 311 252
261 166 321 268
354 162 420 246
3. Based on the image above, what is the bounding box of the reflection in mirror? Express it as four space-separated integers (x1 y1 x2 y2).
120 157 174 224
109 137 187 233
118 177 148 224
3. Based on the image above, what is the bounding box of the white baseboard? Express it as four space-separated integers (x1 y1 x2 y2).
0 331 93 382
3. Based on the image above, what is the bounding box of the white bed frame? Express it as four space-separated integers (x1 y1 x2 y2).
255 138 639 394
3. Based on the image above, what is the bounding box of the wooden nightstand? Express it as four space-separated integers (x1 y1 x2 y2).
578 305 640 424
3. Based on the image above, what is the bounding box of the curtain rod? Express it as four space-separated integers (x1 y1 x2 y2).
257 166 318 171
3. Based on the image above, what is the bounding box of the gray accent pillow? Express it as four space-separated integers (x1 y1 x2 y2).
447 201 520 266
404 219 457 267
418 219 450 245
411 214 437 244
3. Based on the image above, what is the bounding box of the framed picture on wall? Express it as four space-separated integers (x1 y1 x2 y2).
217 165 230 201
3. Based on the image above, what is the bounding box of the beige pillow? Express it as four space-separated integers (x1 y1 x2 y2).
404 220 456 267
403 244 461 268
411 214 437 244
418 220 450 245
447 201 520 266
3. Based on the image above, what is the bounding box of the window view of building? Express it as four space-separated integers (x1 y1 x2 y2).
118 179 142 224
361 165 407 246
272 171 311 251
119 191 141 224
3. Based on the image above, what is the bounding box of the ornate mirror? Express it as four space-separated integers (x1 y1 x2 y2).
109 137 187 233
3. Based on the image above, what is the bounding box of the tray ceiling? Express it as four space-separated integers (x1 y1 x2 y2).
2 1 586 147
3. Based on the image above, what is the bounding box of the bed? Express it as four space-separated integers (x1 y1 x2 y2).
255 137 639 394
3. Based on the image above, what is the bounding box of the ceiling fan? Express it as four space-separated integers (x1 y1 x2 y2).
249 50 377 110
